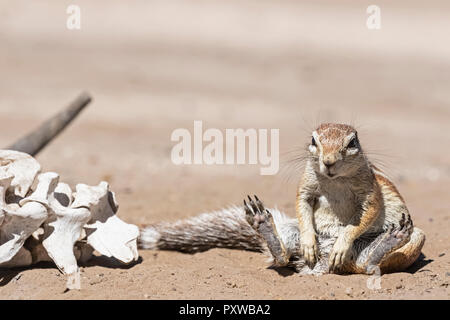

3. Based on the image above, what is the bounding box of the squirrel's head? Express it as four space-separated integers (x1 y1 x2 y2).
308 123 365 179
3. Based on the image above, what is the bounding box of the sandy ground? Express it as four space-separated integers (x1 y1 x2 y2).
0 0 449 299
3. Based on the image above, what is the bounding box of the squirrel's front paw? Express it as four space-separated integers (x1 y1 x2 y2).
329 237 352 271
300 232 318 265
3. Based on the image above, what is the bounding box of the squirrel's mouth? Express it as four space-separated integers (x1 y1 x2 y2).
318 166 339 179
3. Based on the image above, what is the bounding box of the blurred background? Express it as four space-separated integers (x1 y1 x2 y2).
1 0 449 223
0 0 449 299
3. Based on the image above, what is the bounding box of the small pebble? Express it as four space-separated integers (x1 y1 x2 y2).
438 253 445 257
345 287 353 296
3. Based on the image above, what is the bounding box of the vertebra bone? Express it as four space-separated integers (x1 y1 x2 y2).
0 150 139 284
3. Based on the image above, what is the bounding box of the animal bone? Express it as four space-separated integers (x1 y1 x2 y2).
0 150 140 280
0 169 48 265
41 176 92 275
73 182 140 263
0 150 41 198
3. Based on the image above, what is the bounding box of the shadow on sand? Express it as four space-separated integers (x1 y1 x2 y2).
0 255 143 287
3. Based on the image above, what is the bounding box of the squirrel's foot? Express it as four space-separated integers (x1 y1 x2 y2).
363 221 412 273
328 236 352 271
299 232 319 267
244 195 289 266
244 195 266 230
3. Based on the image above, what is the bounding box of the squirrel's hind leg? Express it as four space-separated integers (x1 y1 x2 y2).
244 195 331 275
244 195 334 275
378 227 425 273
244 196 293 267
350 219 424 274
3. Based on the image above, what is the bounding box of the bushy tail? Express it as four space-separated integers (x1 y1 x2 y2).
139 206 266 253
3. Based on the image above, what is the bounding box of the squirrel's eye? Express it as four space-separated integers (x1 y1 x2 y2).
347 137 358 148
311 137 316 146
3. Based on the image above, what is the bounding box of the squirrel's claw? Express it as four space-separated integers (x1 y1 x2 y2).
244 195 270 230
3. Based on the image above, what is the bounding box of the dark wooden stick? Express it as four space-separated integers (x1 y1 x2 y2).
7 92 92 156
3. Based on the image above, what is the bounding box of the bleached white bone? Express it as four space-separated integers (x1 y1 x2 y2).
0 150 41 197
0 170 14 226
0 201 48 265
0 150 140 276
73 182 139 264
66 270 81 290
41 194 91 275
0 169 48 265
19 172 59 207
17 172 84 273
23 230 94 266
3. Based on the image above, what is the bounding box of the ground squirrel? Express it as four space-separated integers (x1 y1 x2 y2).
140 123 425 275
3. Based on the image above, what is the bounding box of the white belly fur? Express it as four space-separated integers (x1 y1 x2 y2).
313 190 356 238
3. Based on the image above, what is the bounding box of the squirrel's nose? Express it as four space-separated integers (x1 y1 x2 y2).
323 157 337 169
324 162 334 169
